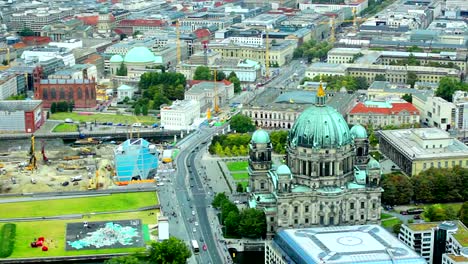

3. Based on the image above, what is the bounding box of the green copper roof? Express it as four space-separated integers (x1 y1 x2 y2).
276 164 291 175
350 124 368 139
367 158 381 169
124 47 156 63
251 129 270 144
288 105 352 148
109 54 123 63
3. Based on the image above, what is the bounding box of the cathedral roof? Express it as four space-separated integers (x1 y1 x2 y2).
350 124 368 139
288 105 352 149
251 129 270 144
367 158 381 170
276 164 291 175
124 46 156 64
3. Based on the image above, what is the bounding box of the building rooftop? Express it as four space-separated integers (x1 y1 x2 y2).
453 227 468 247
0 100 42 112
350 102 419 115
447 254 468 263
406 222 439 231
161 100 199 111
275 225 426 264
379 128 468 160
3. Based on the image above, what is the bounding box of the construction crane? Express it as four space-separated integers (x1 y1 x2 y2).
25 135 37 171
41 140 50 165
176 19 181 65
316 14 366 44
213 68 220 114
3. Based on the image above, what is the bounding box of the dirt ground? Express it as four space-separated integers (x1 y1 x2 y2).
0 144 118 194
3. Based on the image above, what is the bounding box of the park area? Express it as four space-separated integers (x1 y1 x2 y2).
51 123 78 133
0 192 159 258
49 112 157 125
226 161 249 191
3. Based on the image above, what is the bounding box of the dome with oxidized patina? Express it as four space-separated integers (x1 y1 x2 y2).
251 129 270 144
288 105 352 149
350 124 368 139
124 47 156 63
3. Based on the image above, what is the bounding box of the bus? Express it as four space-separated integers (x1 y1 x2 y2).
191 240 199 254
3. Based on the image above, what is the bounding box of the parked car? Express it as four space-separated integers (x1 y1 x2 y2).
64 118 73 123
413 214 421 220
152 123 159 128
132 123 142 127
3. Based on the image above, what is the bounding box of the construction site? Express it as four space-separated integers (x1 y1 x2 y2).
0 135 159 194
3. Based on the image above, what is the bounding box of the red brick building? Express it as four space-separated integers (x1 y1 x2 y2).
115 19 166 36
33 67 97 108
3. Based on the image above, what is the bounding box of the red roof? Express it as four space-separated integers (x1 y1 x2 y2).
194 28 211 39
76 16 99 26
189 79 232 86
21 36 51 45
118 19 165 27
350 102 419 115
214 2 223 7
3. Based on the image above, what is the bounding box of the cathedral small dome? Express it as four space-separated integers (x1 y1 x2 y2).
109 54 123 63
251 129 270 144
276 164 291 175
350 124 368 139
288 105 352 148
367 158 381 170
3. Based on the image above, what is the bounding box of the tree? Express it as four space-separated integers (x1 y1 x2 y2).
212 192 228 209
228 71 237 79
436 77 468 102
147 237 192 264
134 104 141 115
216 71 226 81
133 30 142 38
355 77 368 90
230 114 255 133
105 255 142 264
19 27 34 36
213 142 224 156
401 94 412 103
375 74 386 81
68 101 75 112
229 76 241 93
406 72 418 88
238 208 267 238
238 145 247 156
50 102 57 113
224 210 240 236
221 200 239 223
193 66 212 80
116 63 128 76
270 131 288 154
236 183 244 193
381 173 413 205
458 201 468 226
231 145 239 156
393 223 402 234
424 204 449 222
141 104 148 116
224 146 232 157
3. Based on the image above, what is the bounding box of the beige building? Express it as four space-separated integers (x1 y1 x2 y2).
378 128 468 176
413 94 456 130
184 80 234 112
348 101 420 127
160 100 200 130
205 40 296 67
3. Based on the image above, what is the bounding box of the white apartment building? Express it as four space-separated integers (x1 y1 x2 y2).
21 47 75 67
399 221 468 264
298 0 369 14
160 100 200 130
413 95 456 131
453 91 468 131
0 74 18 100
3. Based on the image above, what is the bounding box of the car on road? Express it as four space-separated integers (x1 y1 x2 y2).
192 210 196 216
194 221 199 226
193 227 197 233
64 118 74 123
203 244 207 251
132 123 142 127
413 214 421 220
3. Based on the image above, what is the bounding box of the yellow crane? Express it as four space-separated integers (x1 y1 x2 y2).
213 68 220 114
25 134 37 171
0 47 10 70
176 19 181 65
317 12 366 44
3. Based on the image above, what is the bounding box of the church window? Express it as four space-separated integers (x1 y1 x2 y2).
445 161 448 167
50 88 56 99
270 217 274 222
283 209 287 216
423 163 427 169
261 182 265 189
319 204 323 210
68 89 73 100
350 215 354 221
350 202 354 209
361 214 365 220
305 206 309 213
305 218 309 224
372 202 376 209
294 206 298 213
361 202 365 209
77 87 83 99
320 216 324 225
270 226 274 232
42 89 48 99
59 88 65 99
329 216 334 225
294 219 298 224
438 162 441 168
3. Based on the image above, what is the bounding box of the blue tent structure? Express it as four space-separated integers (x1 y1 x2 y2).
114 138 159 182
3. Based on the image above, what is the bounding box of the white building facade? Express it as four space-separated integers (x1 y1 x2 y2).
160 100 201 130
0 73 18 100
413 95 456 131
21 48 75 66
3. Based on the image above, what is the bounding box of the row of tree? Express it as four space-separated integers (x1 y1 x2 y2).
50 101 74 113
193 66 242 93
104 237 192 264
381 167 468 206
436 77 468 102
137 71 186 111
293 39 332 62
301 75 369 91
212 193 266 238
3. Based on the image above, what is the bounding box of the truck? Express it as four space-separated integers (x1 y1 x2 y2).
162 149 173 163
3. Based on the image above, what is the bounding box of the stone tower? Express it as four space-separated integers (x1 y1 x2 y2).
248 129 272 193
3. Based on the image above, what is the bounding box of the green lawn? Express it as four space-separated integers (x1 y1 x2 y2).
9 210 158 258
232 173 249 180
381 218 402 228
51 123 78 132
0 192 158 219
49 112 157 125
381 213 394 220
226 161 248 172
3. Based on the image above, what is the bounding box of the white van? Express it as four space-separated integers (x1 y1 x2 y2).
132 123 142 127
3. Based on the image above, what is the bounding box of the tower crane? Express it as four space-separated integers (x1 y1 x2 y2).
213 68 220 114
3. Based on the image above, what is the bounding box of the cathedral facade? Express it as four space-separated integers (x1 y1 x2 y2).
248 85 382 238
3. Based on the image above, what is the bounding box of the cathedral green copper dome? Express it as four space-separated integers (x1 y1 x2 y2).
109 54 123 63
288 105 352 148
124 47 156 63
350 124 368 139
251 129 270 144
